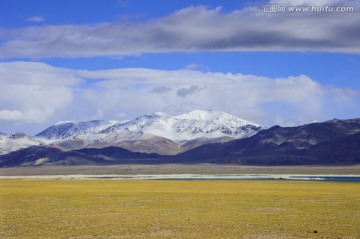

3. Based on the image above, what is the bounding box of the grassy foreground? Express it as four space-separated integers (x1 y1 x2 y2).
1 180 359 239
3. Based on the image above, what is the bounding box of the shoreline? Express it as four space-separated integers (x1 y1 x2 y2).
1 173 360 182
1 164 360 177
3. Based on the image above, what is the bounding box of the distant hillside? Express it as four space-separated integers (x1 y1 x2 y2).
168 118 360 165
0 146 160 167
0 133 44 155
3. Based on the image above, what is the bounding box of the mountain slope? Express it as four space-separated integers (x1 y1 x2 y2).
0 133 44 155
0 146 161 167
35 120 118 140
168 118 360 165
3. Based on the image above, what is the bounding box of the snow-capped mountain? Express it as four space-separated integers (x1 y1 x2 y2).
101 110 262 143
35 120 119 140
0 132 44 155
33 110 263 154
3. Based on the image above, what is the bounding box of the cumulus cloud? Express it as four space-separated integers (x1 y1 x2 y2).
0 62 80 125
0 0 359 59
1 61 359 134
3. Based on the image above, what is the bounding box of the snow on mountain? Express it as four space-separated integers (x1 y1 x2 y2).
176 109 257 124
173 110 262 141
35 110 263 143
31 110 263 154
35 120 119 141
0 133 44 155
98 110 263 143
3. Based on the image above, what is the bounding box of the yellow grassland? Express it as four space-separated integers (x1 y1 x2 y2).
1 180 359 238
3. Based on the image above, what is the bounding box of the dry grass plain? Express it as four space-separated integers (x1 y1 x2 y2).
1 180 359 239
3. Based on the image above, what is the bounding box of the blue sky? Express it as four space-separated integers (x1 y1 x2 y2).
1 0 255 27
1 0 360 134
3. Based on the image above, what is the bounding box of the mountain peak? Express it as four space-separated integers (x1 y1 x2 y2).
35 120 118 140
175 109 260 127
55 121 74 126
146 112 169 118
176 109 217 120
153 112 168 116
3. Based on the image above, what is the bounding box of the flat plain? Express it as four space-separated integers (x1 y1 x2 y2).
1 179 359 239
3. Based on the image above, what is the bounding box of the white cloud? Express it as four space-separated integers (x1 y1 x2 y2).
1 61 359 134
80 69 360 126
0 1 359 59
26 16 45 22
0 62 79 125
0 110 23 121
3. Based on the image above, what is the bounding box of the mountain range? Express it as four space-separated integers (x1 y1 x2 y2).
1 110 262 156
1 110 359 167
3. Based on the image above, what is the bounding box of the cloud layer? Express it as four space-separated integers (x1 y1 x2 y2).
0 0 359 59
1 61 359 134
